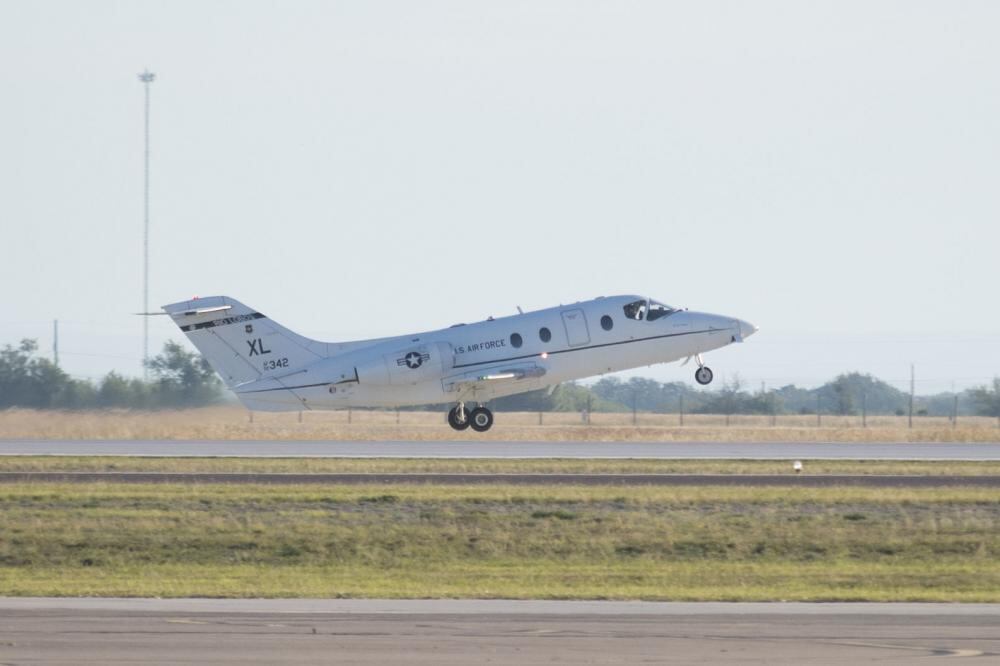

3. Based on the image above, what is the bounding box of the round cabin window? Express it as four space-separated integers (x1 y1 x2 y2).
539 327 551 343
510 333 523 348
600 315 614 331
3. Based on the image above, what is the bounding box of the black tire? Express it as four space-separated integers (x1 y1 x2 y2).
447 406 471 431
695 366 714 385
469 407 494 432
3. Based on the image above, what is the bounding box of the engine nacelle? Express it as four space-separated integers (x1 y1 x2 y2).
354 341 454 386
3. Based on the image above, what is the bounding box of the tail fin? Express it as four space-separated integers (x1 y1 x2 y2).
162 296 327 388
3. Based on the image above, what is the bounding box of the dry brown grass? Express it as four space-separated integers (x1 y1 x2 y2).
1 406 998 442
3 455 998 475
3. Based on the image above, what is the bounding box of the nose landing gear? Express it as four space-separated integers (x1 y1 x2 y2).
447 403 494 432
695 366 714 385
693 354 714 385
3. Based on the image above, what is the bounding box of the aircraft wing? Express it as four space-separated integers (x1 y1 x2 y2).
442 362 547 393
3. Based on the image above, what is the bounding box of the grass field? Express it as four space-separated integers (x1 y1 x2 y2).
1 482 997 601
1 407 999 442
2 455 999 476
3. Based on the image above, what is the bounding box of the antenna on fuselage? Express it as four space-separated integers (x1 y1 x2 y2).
516 306 524 314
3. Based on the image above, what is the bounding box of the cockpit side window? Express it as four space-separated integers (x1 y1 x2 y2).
623 299 647 320
646 300 677 322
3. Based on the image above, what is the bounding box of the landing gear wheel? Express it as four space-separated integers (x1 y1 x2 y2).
468 406 494 432
695 366 714 385
447 405 471 431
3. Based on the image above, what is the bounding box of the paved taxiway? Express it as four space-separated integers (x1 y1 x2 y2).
1 599 997 665
1 471 997 486
2 439 999 459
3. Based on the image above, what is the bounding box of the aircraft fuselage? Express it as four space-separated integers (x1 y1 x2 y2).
226 294 756 412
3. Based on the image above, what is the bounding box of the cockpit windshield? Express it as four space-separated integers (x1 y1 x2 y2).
646 300 677 322
623 298 677 322
622 299 647 320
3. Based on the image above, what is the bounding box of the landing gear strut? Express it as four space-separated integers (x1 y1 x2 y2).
447 403 470 430
694 354 714 385
447 402 494 432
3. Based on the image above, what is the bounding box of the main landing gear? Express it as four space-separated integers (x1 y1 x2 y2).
447 402 494 432
693 354 714 385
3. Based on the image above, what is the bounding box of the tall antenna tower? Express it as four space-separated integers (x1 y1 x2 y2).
138 69 155 380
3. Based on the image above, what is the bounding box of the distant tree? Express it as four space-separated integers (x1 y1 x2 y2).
98 372 132 407
126 377 153 409
591 376 688 413
829 376 856 415
745 387 782 415
970 378 1000 418
547 382 620 412
57 379 99 409
695 376 747 414
145 341 223 407
491 388 555 412
0 339 74 408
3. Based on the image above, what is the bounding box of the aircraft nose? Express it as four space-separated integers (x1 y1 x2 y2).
738 319 759 340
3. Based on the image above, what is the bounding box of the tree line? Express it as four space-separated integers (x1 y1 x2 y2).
1 337 998 417
0 339 223 409
495 374 1000 418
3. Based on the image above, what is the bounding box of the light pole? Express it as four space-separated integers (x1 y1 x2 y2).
138 69 155 380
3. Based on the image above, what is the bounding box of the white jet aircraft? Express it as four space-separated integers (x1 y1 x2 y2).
162 295 757 432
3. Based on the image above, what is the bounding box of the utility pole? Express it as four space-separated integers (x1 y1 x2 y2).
816 393 821 427
679 393 684 427
138 69 156 380
908 363 915 429
52 320 59 367
861 392 867 428
631 389 637 426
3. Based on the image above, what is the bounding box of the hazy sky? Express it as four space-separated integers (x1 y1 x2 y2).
2 1 998 394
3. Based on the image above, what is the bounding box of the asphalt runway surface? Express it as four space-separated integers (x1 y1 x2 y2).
1 599 997 665
2 439 1000 459
1 471 997 487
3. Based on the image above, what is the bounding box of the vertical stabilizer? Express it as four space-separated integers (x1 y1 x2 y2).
161 296 326 388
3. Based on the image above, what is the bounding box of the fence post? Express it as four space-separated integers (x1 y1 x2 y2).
816 393 821 427
679 394 684 427
632 390 637 426
908 364 915 429
862 392 867 428
248 411 254 424
347 407 352 424
952 395 958 429
538 411 543 426
298 411 303 424
396 409 400 424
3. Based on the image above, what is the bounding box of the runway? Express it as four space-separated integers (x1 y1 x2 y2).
2 439 1000 459
1 599 997 665
1 471 997 487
